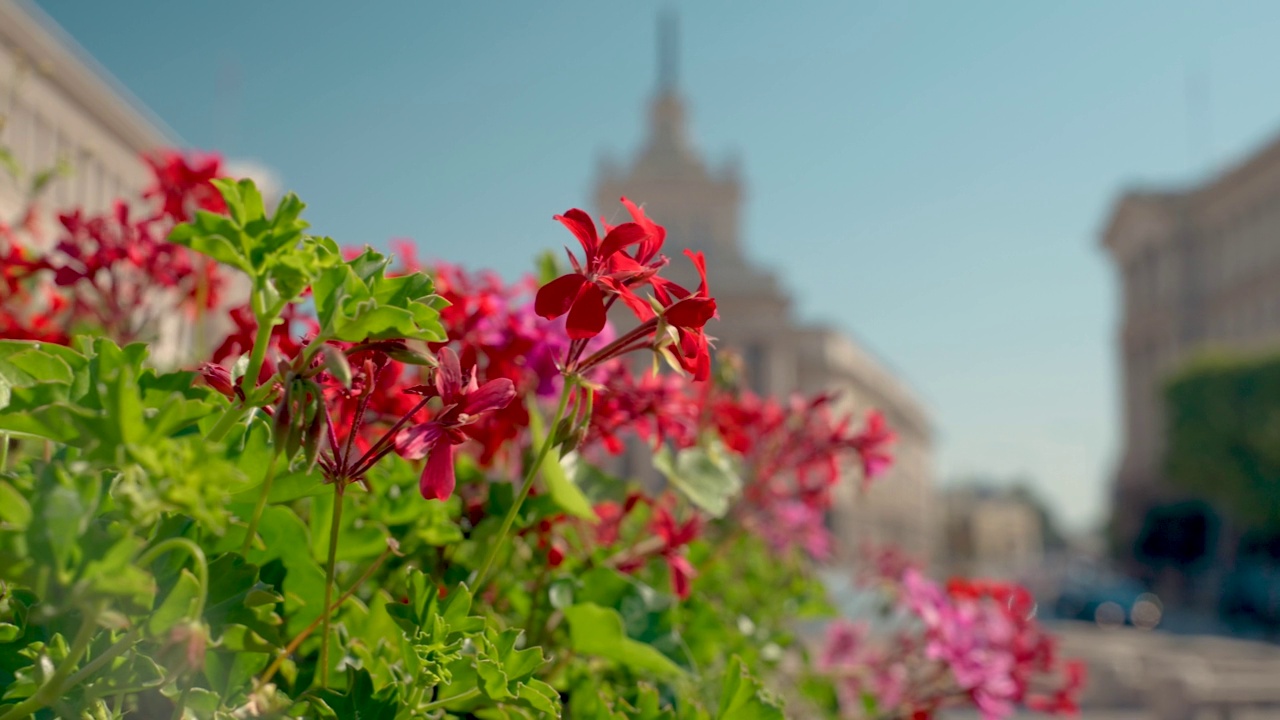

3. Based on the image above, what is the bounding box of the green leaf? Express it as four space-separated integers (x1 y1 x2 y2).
563 603 685 678
241 507 325 636
313 668 399 720
0 480 32 529
185 687 222 720
716 656 784 720
0 340 83 412
312 248 445 344
149 568 201 635
202 554 283 646
652 441 742 518
527 396 596 521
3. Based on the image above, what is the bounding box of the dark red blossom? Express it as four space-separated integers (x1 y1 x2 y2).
395 347 516 500
652 505 701 599
143 150 227 222
535 208 651 339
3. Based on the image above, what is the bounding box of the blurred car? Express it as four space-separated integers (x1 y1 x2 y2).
1052 572 1148 625
1220 560 1280 635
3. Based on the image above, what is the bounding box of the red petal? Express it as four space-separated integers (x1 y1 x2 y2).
420 442 456 500
435 346 464 399
554 209 599 257
667 554 696 599
598 222 648 260
665 297 717 329
566 282 607 339
535 273 587 320
461 378 517 415
617 286 657 322
396 422 443 460
683 249 709 293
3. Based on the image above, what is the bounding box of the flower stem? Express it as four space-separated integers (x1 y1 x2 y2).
206 404 248 443
258 540 396 686
241 293 277 401
239 451 281 556
208 294 278 445
0 432 9 470
318 480 345 689
137 537 210 620
63 626 143 689
472 379 574 592
420 687 481 713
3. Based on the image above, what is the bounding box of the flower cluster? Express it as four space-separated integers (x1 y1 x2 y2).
536 200 717 379
818 562 1085 719
0 148 1088 720
0 150 231 346
584 359 896 560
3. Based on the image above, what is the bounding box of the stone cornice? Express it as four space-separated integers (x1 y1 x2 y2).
0 0 176 154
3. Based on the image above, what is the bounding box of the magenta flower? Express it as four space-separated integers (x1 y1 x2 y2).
395 347 516 500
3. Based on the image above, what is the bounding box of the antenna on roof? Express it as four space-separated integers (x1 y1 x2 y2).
657 8 679 94
1185 62 1212 176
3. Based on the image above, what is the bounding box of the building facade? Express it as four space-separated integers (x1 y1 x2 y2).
596 15 936 563
0 2 265 363
1103 129 1280 567
0 0 171 224
937 485 1044 580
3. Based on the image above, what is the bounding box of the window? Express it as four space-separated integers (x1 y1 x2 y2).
744 342 767 394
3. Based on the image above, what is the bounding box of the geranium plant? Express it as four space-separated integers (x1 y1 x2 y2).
0 150 1081 719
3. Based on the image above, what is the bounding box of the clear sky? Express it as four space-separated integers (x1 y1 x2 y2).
31 1 1280 530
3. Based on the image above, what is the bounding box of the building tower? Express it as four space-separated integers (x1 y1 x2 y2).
593 12 937 563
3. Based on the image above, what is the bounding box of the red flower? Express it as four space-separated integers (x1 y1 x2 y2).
395 347 516 500
653 505 702 599
653 249 717 381
534 207 651 339
143 150 226 222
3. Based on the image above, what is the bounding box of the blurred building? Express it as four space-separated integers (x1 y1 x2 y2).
0 0 170 224
0 1 263 364
595 14 936 562
1103 128 1280 578
937 485 1044 580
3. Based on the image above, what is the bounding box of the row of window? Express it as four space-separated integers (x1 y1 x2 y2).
1 92 134 212
1123 241 1178 311
1206 205 1280 290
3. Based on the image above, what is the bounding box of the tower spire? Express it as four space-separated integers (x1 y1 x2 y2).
657 9 678 94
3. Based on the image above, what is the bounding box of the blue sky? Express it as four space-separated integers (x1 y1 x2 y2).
33 1 1280 530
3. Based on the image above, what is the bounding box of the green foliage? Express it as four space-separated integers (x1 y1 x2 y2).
528 396 597 521
0 179 838 720
716 656 785 720
653 440 742 518
311 247 447 344
1165 351 1280 528
169 179 324 308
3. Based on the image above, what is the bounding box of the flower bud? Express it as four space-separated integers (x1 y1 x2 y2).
302 394 325 471
320 345 353 388
199 363 235 399
272 383 294 457
552 417 574 448
284 392 306 461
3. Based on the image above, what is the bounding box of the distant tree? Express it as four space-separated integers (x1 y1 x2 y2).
1164 352 1280 532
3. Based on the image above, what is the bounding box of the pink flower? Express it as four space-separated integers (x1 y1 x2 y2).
818 620 866 671
852 409 895 483
760 501 834 560
395 347 516 500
